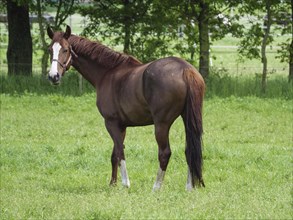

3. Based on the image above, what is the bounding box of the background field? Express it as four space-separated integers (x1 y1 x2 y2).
0 10 292 219
1 93 292 219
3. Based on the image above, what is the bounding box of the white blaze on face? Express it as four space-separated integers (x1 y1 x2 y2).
49 42 62 78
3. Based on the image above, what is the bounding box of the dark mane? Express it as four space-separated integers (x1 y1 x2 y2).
68 35 142 68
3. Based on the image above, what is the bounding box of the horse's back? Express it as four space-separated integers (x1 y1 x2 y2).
143 57 197 123
145 56 194 75
143 56 197 89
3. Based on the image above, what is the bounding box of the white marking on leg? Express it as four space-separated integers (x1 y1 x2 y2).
49 42 62 77
153 167 165 191
186 167 193 191
120 160 130 188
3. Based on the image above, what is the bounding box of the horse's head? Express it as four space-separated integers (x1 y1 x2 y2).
47 25 74 85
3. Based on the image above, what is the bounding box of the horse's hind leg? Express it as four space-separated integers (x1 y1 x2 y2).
153 123 172 191
105 120 130 187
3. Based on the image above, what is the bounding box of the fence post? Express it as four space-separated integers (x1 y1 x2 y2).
79 74 83 94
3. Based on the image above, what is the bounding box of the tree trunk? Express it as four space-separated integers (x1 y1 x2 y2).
123 22 131 54
289 0 293 82
6 0 32 76
123 0 131 54
54 0 74 29
198 0 210 78
190 47 195 61
289 37 293 83
261 2 272 93
36 0 49 76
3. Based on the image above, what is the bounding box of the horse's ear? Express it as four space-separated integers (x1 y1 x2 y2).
47 26 54 39
63 25 71 39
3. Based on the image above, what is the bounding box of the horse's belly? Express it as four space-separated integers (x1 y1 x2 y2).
118 67 153 126
120 103 154 126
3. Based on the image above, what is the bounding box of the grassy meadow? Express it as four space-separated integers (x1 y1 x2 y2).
0 90 292 219
0 14 292 219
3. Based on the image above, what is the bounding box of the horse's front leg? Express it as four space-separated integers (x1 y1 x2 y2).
105 120 130 187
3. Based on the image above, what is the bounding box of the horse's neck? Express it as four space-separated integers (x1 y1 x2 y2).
71 54 107 88
69 37 107 87
68 35 141 87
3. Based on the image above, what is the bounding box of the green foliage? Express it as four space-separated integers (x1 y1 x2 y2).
276 39 291 63
44 0 77 29
0 94 292 219
79 0 179 62
238 0 291 62
273 0 292 65
131 37 173 62
238 23 266 60
77 0 246 64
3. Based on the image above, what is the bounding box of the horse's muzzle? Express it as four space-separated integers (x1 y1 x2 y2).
48 73 61 85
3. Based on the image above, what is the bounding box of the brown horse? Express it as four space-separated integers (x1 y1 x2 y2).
47 25 205 190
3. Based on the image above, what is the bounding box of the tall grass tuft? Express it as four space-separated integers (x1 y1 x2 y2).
1 69 292 99
205 68 292 99
0 70 94 96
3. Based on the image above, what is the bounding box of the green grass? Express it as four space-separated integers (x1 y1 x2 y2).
0 71 94 96
0 92 292 219
205 71 293 99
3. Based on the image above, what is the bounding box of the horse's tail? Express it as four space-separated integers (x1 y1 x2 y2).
182 68 205 187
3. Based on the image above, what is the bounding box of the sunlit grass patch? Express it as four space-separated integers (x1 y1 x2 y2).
0 94 292 219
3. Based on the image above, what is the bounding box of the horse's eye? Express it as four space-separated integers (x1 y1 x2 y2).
63 49 68 53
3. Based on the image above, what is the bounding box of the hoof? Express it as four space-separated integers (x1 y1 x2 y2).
122 180 130 188
109 179 117 187
186 183 193 191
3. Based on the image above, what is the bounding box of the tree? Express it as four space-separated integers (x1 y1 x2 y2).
178 0 243 78
80 0 149 54
130 0 180 61
6 0 32 76
197 0 210 79
261 0 273 92
35 0 49 76
80 0 243 75
275 0 292 82
177 0 210 78
79 0 181 62
238 0 286 92
289 0 293 82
